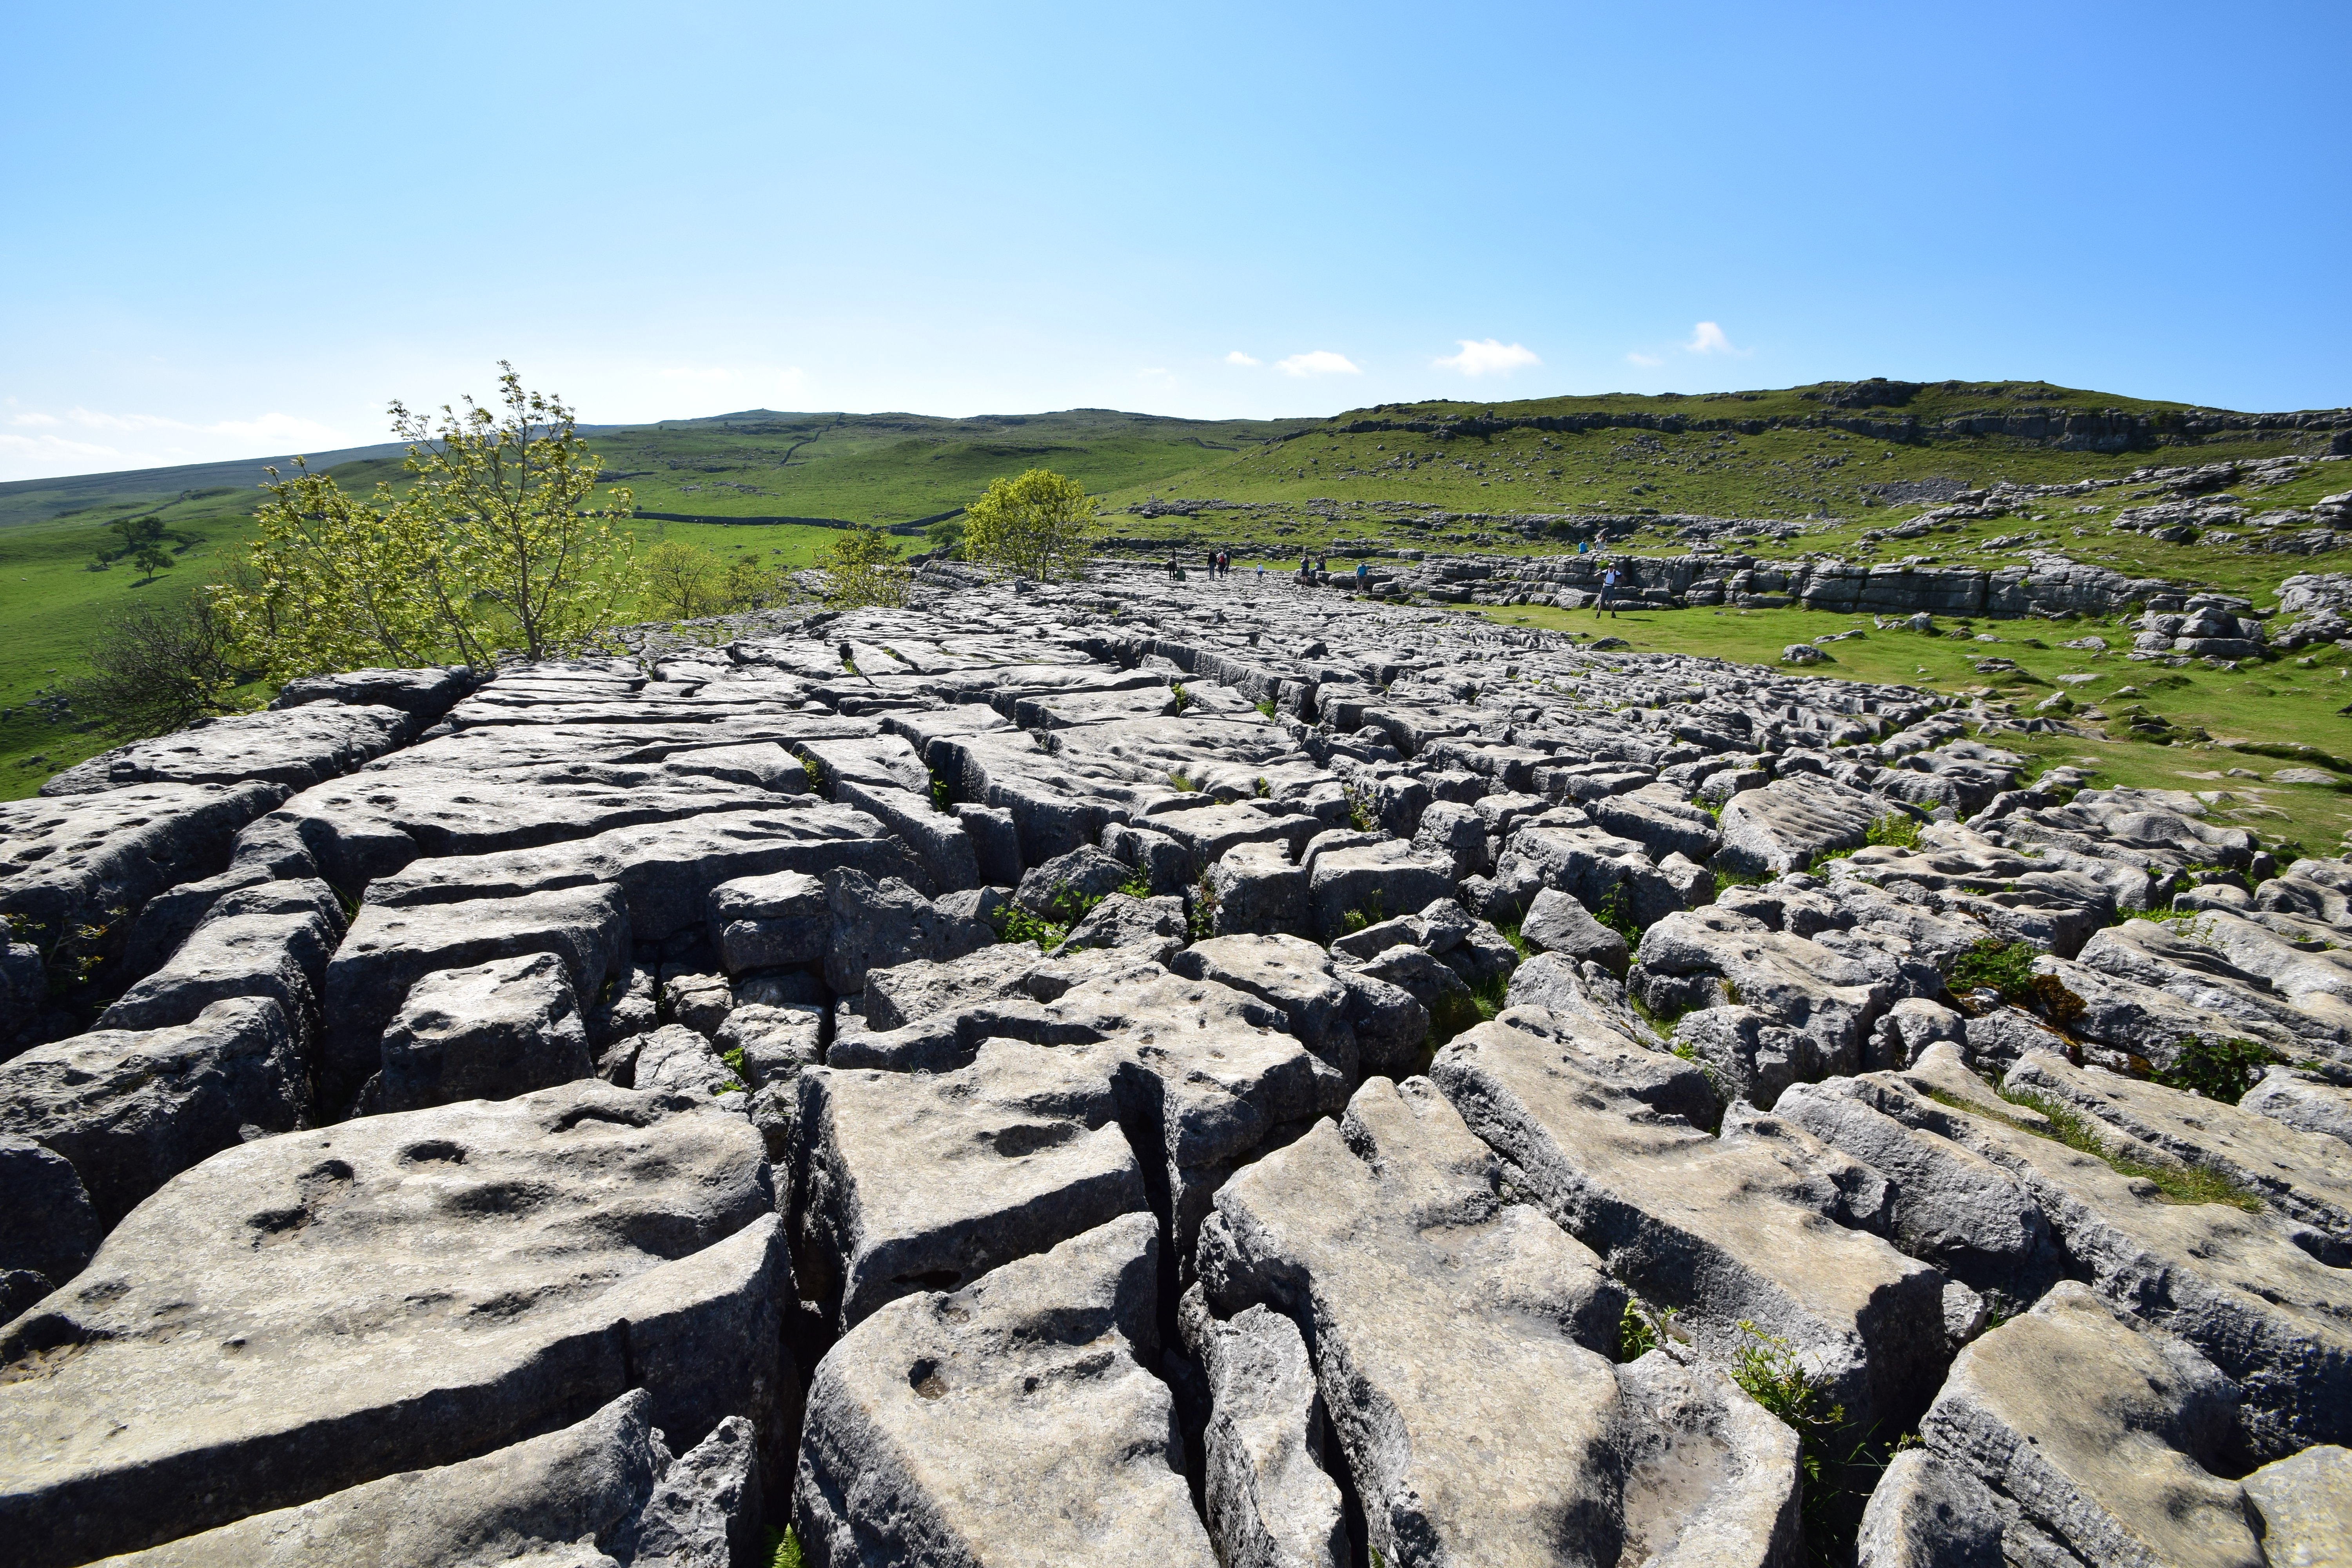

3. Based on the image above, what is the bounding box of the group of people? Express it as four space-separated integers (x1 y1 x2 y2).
1164 548 1363 586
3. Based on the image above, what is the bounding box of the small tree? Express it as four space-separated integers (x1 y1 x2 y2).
819 526 909 608
65 593 243 737
962 468 1092 581
389 365 639 663
644 540 730 620
131 543 174 583
214 365 638 677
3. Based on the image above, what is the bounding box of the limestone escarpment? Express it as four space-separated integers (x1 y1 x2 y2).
2 562 2348 1565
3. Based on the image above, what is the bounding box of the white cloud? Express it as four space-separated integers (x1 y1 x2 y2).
1224 350 1261 367
1684 321 1740 355
1434 338 1541 377
1625 352 1665 368
1274 350 1361 377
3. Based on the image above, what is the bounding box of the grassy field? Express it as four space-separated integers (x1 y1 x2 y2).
4 378 2347 804
1472 599 2352 856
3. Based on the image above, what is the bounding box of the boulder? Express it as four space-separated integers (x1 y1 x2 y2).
629 1416 760 1568
1178 1291 1347 1568
1490 820 1683 928
1049 891 1188 966
1714 776 1883 877
2241 1445 2352 1568
1010 845 1133 922
322 884 630 1112
1408 799 1490 880
0 1136 101 1303
95 878 345 1040
1172 934 1357 1082
792 1214 1214 1568
1203 840 1310 938
707 869 829 974
823 869 990 995
791 1041 1147 1331
363 952 594 1114
632 1024 739 1097
1153 803 1324 876
860 944 1042 1032
1519 887 1629 975
97 1388 681 1567
1853 1448 2004 1568
1631 905 1895 1080
1307 839 1455 942
0 1081 785 1568
2242 1065 2352 1148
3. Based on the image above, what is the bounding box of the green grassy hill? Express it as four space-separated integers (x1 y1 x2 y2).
3 380 2345 800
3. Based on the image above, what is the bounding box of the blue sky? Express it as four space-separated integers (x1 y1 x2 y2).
3 1 2346 480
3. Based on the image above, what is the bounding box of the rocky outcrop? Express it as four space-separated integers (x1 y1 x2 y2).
7 565 2349 1563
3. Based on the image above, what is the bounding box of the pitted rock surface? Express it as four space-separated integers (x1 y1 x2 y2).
0 581 2345 1563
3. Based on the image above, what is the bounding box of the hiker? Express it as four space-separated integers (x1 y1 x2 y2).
1355 559 1369 588
1299 551 1312 582
1595 563 1621 618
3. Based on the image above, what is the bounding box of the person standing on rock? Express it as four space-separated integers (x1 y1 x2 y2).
1596 563 1621 618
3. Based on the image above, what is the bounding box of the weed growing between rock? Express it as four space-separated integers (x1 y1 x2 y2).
767 1524 805 1567
1865 813 1922 850
2153 1036 2274 1103
1947 939 2085 1028
1926 1086 2265 1210
1730 1320 1857 1566
1169 682 1192 715
1591 883 1639 946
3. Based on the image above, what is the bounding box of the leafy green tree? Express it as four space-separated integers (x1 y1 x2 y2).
819 526 909 608
388 365 639 663
961 468 1093 581
644 540 730 620
131 543 174 582
923 514 966 558
214 365 638 677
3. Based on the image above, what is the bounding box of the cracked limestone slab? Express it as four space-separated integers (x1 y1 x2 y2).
0 1080 785 1568
791 1212 1214 1568
1430 1013 1954 1439
1198 1075 1798 1568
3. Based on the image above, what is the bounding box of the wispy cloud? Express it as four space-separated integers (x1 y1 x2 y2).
1434 338 1541 377
1225 350 1261 367
1624 352 1665 368
1274 350 1361 377
1684 321 1740 355
0 405 360 482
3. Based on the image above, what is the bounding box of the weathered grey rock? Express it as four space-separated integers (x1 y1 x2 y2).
714 1002 822 1090
2005 1050 2352 1247
792 1213 1213 1568
1308 838 1455 942
92 1388 665 1567
1155 802 1324 875
96 877 344 1038
1430 1014 1953 1437
365 804 918 939
828 779 979 893
41 705 418 798
1204 840 1310 937
1714 776 1884 877
1515 884 1628 968
1853 1448 2004 1568
791 1041 1146 1331
323 884 631 1109
823 868 990 995
1632 905 1894 1080
1920 1282 2260 1568
1490 818 1685 928
0 1136 102 1302
1409 799 1490 879
0 781 289 995
632 1024 739 1097
0 1081 785 1568
2241 1445 2352 1568
1588 784 1723 865
2243 1065 2352 1147
660 970 734 1038
1199 1076 1800 1568
1050 891 1187 965
364 952 593 1114
1337 965 1429 1077
1178 1291 1346 1568
860 944 1041 1031
0 995 305 1229
268 665 476 724
1173 934 1356 1081
707 868 828 974
950 802 1022 887
1011 844 1134 921
1870 996 1969 1070
1103 818 1192 895
1822 1046 2352 1458
629 1416 759 1568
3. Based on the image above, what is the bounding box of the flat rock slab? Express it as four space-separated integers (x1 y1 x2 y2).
793 1213 1214 1568
1198 1076 1797 1568
42 706 416 798
1430 1013 1953 1438
1921 1282 2260 1568
93 1387 664 1567
1715 776 1884 877
0 1080 782 1568
793 1040 1146 1331
0 995 305 1229
365 804 918 940
0 781 290 962
96 878 344 1038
